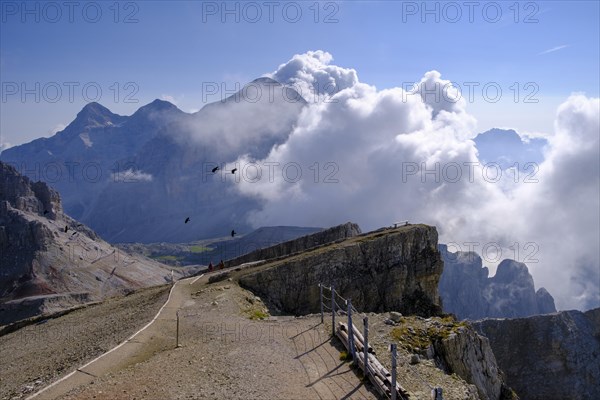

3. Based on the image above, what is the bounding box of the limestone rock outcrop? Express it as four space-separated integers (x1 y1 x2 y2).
432 324 517 400
0 161 197 325
473 308 600 400
225 222 361 267
239 224 443 316
439 245 556 319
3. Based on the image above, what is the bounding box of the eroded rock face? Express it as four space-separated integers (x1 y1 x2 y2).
0 161 196 325
473 308 600 400
433 325 516 400
239 224 443 317
439 245 557 319
225 222 361 267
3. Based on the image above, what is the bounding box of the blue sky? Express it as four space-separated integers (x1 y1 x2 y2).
1 0 599 147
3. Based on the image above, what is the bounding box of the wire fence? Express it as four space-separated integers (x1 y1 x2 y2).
318 283 443 400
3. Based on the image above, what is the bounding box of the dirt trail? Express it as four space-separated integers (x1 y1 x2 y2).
29 274 377 399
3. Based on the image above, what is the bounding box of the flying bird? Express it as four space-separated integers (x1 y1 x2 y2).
231 168 237 174
231 230 236 237
212 166 219 173
185 217 190 224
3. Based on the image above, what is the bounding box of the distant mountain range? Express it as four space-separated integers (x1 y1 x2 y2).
1 78 305 243
473 128 546 170
1 78 548 246
439 244 556 319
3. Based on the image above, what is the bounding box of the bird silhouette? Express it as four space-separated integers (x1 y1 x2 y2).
185 217 190 224
231 230 236 237
231 168 237 174
64 225 68 233
212 166 219 173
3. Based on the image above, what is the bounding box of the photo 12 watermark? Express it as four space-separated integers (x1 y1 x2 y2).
200 1 340 24
445 241 540 264
3 161 154 184
190 319 328 344
1 1 140 23
403 81 540 104
202 161 340 184
200 80 340 105
401 161 540 184
1 81 140 104
400 1 540 24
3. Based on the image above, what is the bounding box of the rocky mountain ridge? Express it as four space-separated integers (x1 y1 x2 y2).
1 78 306 243
0 161 197 325
439 244 556 319
230 223 517 399
239 224 444 316
474 308 600 400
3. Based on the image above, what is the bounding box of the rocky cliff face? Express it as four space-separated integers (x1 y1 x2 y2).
473 308 600 400
0 161 196 325
225 222 361 267
239 224 443 316
432 324 517 400
439 245 556 319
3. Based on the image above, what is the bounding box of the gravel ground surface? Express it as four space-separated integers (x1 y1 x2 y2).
0 285 170 400
2 267 482 400
58 277 377 400
363 313 480 399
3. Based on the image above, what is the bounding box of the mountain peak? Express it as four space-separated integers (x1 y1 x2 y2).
251 77 281 86
70 102 121 130
77 102 114 118
131 99 182 118
493 259 532 284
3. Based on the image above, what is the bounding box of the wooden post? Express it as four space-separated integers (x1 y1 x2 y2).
319 284 324 323
176 310 180 348
331 285 335 337
347 299 355 361
363 317 369 376
391 344 397 400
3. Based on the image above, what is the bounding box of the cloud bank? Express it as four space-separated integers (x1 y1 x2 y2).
233 51 599 312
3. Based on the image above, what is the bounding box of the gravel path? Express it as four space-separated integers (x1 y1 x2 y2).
0 285 170 400
11 274 377 399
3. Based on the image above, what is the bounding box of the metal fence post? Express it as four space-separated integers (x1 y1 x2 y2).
319 283 324 323
363 316 369 376
391 343 397 400
331 285 335 337
176 310 180 348
348 299 355 361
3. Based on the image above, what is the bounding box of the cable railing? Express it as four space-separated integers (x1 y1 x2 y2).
318 283 443 400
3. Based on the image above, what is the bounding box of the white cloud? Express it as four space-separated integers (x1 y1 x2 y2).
111 168 153 183
174 79 305 161
161 94 178 106
232 51 599 312
538 44 569 55
269 50 359 102
0 141 11 154
48 123 66 137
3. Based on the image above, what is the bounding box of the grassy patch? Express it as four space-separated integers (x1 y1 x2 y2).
390 316 470 352
339 350 352 361
248 309 269 320
150 255 181 261
189 245 211 253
